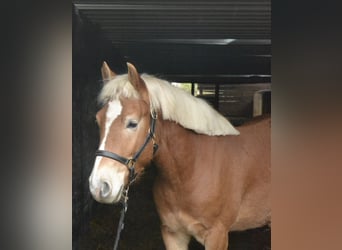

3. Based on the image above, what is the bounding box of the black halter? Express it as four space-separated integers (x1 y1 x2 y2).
95 109 158 185
95 110 158 250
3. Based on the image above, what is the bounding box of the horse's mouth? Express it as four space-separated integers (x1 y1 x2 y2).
106 184 124 204
91 183 124 204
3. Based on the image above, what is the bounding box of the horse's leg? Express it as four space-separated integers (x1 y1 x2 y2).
204 227 229 250
161 225 191 250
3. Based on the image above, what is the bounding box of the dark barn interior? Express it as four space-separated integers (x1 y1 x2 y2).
73 0 271 249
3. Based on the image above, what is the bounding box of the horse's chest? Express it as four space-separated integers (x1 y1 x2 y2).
161 208 207 244
161 208 190 230
153 180 208 243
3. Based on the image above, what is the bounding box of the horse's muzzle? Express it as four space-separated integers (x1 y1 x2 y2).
89 175 124 204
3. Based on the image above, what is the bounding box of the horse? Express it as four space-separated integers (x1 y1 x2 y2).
89 61 271 250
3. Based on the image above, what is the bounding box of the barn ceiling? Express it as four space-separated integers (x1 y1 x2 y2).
73 0 271 84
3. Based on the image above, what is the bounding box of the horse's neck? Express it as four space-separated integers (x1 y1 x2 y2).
153 119 198 185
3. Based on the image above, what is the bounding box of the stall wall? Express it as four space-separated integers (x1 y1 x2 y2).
72 7 125 247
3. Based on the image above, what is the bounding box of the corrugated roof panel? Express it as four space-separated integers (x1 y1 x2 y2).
73 0 271 81
74 0 271 41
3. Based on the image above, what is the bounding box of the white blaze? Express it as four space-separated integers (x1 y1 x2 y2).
99 100 123 150
89 100 126 203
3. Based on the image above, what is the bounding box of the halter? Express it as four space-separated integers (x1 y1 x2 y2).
95 109 158 184
95 109 158 250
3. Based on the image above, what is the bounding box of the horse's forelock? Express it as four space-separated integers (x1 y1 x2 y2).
97 74 140 105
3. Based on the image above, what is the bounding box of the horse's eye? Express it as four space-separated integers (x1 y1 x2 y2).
126 120 138 129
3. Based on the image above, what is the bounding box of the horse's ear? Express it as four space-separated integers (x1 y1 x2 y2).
127 62 141 87
127 62 149 101
101 61 116 83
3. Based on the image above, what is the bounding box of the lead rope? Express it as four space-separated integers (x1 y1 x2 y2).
113 185 130 250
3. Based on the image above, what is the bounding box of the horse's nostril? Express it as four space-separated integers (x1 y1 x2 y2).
100 181 111 198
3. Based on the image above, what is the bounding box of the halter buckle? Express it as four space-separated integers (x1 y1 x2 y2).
127 158 136 169
151 109 158 120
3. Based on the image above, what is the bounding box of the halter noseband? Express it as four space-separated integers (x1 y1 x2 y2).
95 110 158 185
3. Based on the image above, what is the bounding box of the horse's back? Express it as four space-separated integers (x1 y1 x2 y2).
238 114 270 130
235 115 270 161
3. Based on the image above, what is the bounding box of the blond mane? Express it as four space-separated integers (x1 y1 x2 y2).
98 74 239 136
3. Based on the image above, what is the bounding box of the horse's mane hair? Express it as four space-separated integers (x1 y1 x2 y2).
98 74 240 136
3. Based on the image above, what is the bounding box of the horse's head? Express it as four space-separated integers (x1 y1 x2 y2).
89 62 156 204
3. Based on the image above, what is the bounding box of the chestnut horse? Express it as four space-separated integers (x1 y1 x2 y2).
89 62 271 250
